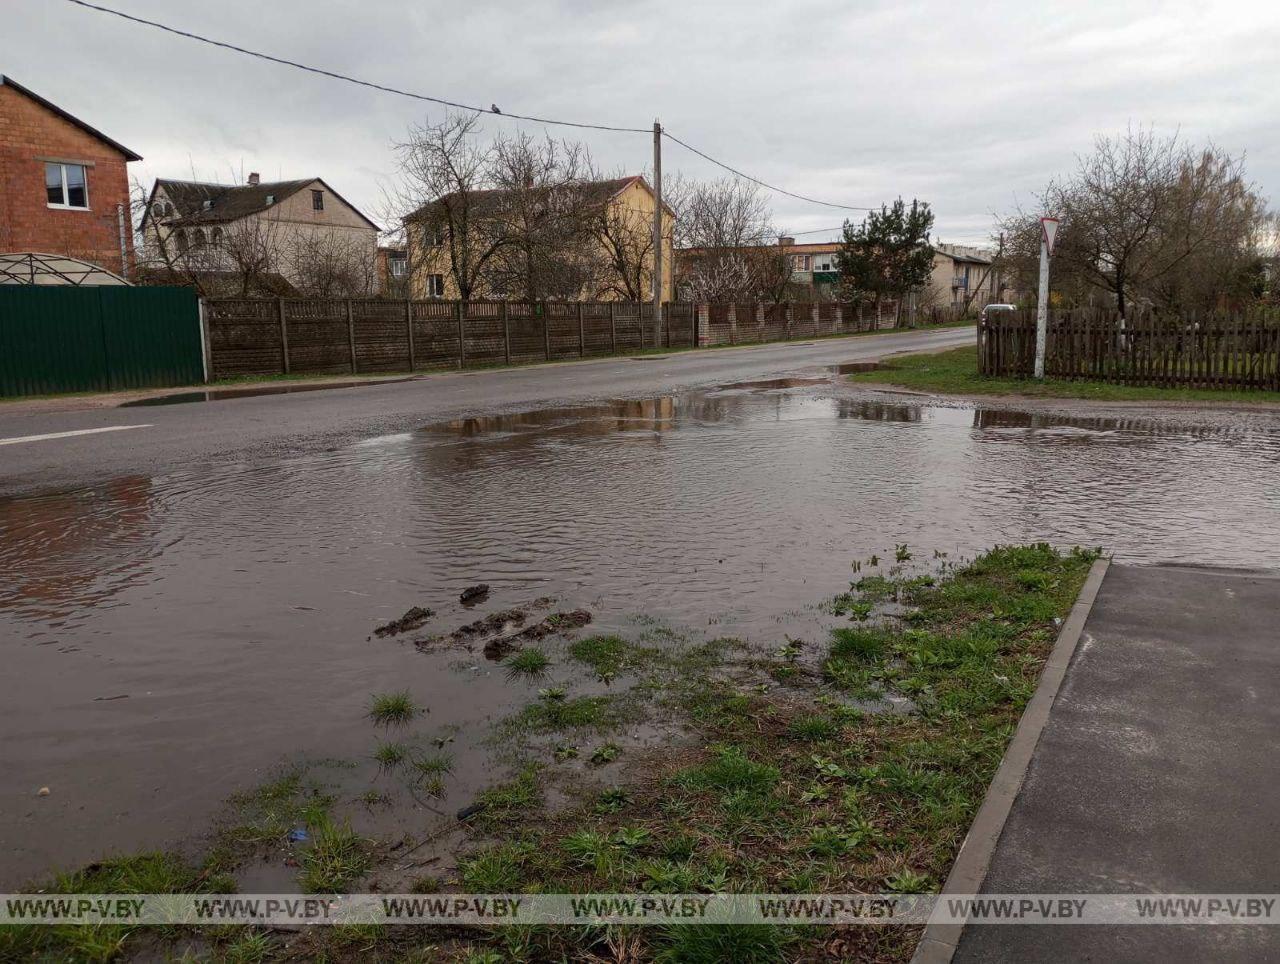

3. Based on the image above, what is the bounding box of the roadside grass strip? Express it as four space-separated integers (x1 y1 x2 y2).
2 544 1096 963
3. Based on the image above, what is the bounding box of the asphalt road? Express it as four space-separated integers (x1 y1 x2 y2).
954 563 1280 962
0 326 973 497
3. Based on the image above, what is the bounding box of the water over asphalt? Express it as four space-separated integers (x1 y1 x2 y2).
2 361 1279 886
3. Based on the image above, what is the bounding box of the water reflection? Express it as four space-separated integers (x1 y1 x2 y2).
2 379 1279 885
0 476 157 623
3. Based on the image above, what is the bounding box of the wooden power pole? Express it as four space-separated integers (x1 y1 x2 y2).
652 120 663 348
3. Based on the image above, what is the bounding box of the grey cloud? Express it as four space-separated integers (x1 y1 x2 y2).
6 0 1278 246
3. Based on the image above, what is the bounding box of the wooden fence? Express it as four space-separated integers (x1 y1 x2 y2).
978 308 1280 390
699 302 890 347
202 298 902 380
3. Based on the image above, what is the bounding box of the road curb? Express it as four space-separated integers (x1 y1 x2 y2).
910 555 1111 964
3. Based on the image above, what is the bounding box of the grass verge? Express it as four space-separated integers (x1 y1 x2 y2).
443 543 1098 962
7 543 1094 963
853 345 1280 404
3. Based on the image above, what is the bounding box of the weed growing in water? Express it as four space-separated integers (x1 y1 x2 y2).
505 647 550 677
368 691 418 726
373 742 409 769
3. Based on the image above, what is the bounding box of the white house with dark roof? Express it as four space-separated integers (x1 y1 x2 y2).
140 173 380 294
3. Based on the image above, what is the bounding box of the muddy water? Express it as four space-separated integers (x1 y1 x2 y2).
2 376 1279 886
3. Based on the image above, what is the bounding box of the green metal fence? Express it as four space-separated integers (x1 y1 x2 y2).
0 286 203 396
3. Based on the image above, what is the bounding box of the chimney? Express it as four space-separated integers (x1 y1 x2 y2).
248 172 260 186
778 236 795 247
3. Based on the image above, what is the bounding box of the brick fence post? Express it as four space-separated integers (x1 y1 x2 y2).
696 304 710 347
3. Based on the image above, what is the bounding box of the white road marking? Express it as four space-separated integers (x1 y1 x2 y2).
0 424 153 446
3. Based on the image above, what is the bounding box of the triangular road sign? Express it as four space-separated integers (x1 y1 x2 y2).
1041 217 1060 256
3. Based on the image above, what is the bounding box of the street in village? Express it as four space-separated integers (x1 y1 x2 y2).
3 324 1280 963
5 0 1280 959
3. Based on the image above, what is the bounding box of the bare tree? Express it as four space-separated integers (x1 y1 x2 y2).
484 132 598 301
286 229 377 297
391 112 506 301
673 177 785 301
1002 129 1266 316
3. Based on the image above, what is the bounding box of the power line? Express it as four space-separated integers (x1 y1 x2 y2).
660 131 875 213
788 226 849 236
59 0 649 134
61 0 879 212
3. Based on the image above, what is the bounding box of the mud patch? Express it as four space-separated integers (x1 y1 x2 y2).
481 609 594 660
459 584 490 606
412 603 591 660
373 605 435 638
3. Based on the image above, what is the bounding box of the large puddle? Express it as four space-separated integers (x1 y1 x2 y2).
2 375 1279 885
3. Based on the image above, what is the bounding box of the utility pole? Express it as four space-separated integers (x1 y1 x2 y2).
1034 217 1059 379
651 119 663 348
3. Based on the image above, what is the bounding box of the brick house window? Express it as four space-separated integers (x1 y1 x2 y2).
428 227 445 246
311 190 324 211
45 162 88 209
389 255 407 277
426 274 445 297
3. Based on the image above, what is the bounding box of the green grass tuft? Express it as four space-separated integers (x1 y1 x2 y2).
653 924 798 963
516 693 622 733
368 691 418 726
829 626 891 663
505 647 551 676
568 634 656 678
298 817 371 893
676 745 779 798
373 742 409 768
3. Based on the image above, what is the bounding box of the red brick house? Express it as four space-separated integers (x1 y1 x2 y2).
0 75 141 278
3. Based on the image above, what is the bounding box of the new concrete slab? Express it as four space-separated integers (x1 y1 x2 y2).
952 563 1280 962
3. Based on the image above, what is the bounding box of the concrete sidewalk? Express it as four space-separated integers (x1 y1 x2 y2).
952 563 1280 962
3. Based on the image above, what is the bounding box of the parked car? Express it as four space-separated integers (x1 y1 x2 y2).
980 303 1017 323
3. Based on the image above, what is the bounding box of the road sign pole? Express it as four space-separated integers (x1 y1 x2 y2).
1034 217 1058 380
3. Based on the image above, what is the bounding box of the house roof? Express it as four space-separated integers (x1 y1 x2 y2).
144 177 381 232
407 175 675 222
935 243 993 265
0 75 142 161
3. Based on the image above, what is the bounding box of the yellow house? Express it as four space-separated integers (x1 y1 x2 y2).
405 175 674 302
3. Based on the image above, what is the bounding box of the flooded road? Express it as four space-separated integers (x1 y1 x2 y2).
2 368 1279 886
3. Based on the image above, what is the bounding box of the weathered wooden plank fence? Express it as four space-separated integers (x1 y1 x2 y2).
978 308 1280 390
202 298 902 380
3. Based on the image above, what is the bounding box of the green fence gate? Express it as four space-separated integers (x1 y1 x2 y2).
0 286 204 396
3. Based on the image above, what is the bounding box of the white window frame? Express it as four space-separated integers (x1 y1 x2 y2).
390 257 407 278
45 162 90 210
426 274 445 297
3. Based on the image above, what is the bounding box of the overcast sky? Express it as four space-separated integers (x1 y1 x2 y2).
8 0 1279 245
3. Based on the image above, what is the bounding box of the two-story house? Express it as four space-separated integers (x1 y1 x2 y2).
405 175 674 302
139 174 380 295
926 243 1018 310
0 75 140 279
